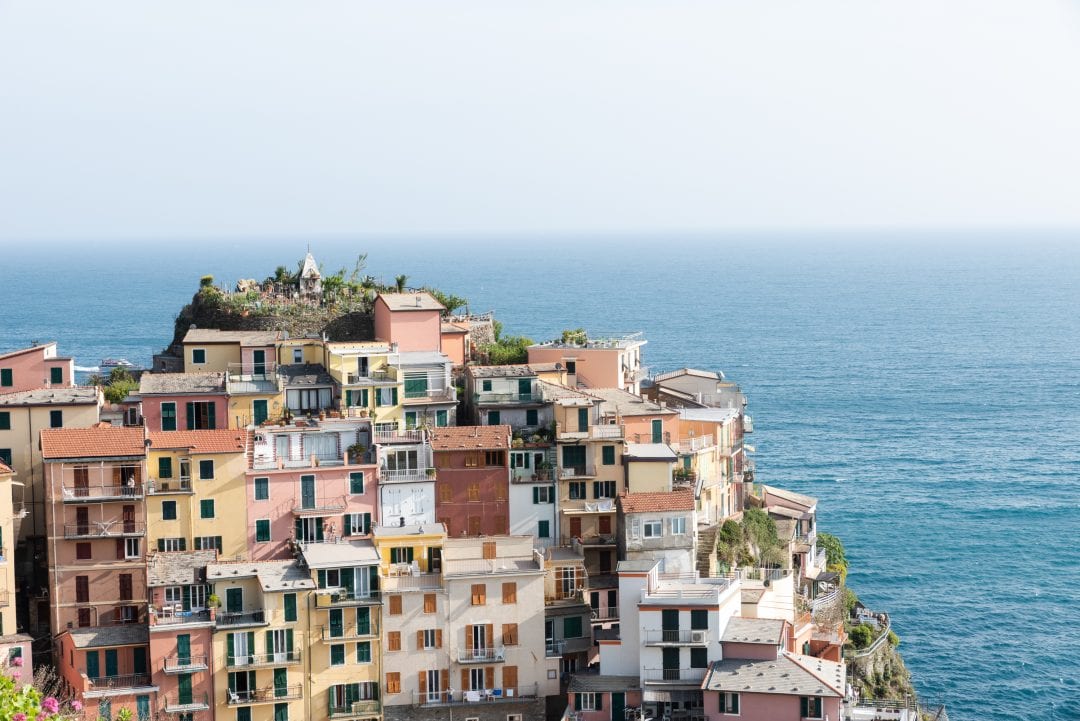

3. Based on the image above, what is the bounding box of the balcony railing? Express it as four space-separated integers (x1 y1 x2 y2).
321 623 379 641
315 589 381 607
64 521 146 539
329 700 381 718
559 465 596 479
227 362 280 394
164 692 210 713
153 609 212 627
291 499 347 515
62 485 144 502
795 529 817 547
545 640 565 657
630 431 671 444
380 573 443 592
227 685 303 705
347 369 396 384
642 668 708 684
591 606 619 622
379 467 436 483
405 387 457 403
374 429 426 444
413 684 538 707
644 629 709 646
215 609 267 628
87 673 153 690
472 390 540 405
676 435 714 453
163 654 209 673
457 646 506 663
147 477 193 494
590 424 625 440
227 650 302 667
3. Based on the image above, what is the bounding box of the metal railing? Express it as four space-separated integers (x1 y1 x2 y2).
413 684 538 707
457 646 506 663
227 650 302 667
545 640 565 657
321 623 379 641
347 369 396 384
226 362 280 394
590 424 625 439
215 609 267 627
630 431 671 444
374 429 426 444
64 521 146 538
329 699 381 717
591 606 619 622
153 608 212 626
62 485 144 501
642 668 707 684
472 390 541 405
291 499 347 514
163 654 209 673
559 465 596 479
227 685 303 704
164 692 210 713
405 387 456 402
147 477 193 494
87 673 152 690
644 629 709 646
846 614 892 659
795 529 818 546
380 573 443 592
677 435 714 453
315 588 381 606
379 467 436 483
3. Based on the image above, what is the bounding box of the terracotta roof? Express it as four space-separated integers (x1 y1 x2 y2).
376 292 444 312
618 489 695 514
40 426 146 460
430 425 511 451
148 430 247 454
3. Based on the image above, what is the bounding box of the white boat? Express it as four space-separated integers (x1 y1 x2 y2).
100 358 135 369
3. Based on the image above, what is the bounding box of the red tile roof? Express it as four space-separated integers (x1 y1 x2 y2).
148 430 247 454
618 489 695 514
40 426 147 460
430 425 511 451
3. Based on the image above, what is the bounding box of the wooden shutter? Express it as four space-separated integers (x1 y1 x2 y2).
416 630 424 650
115 539 125 560
460 669 469 692
435 629 443 648
386 673 400 694
502 582 516 604
418 672 426 695
484 666 494 689
424 593 436 613
483 541 496 559
388 632 401 651
485 624 493 650
503 666 518 693
389 595 402 615
501 623 518 645
441 670 449 696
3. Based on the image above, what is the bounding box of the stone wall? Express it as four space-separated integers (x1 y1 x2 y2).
384 699 545 721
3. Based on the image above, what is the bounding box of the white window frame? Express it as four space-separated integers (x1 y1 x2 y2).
293 348 303 363
579 693 597 711
162 538 184 552
164 586 182 604
670 516 687 535
722 691 740 715
535 486 553 504
643 520 662 538
125 538 140 559
346 513 370 535
423 629 437 650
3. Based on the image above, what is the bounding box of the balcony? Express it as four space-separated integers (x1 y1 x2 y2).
374 428 426 444
559 465 596 479
404 387 457 404
347 369 396 384
413 684 538 707
62 485 144 503
642 668 708 685
291 499 347 516
163 655 209 673
591 606 619 622
379 467 436 483
472 390 541 405
457 646 506 663
147 478 193 494
215 609 267 628
321 623 379 642
380 573 443 592
644 629 709 646
630 431 671 445
64 521 146 539
676 435 714 453
315 589 381 607
228 650 302 668
227 685 303 705
795 528 817 547
164 692 210 713
87 673 154 691
330 700 381 718
590 424 625 440
227 362 280 394
152 609 212 627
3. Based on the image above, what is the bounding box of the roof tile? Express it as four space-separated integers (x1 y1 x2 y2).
430 425 511 451
618 489 695 514
40 426 146 460
148 430 247 454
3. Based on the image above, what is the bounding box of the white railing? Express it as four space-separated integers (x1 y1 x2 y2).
590 424 625 439
379 467 435 483
643 629 709 645
457 646 506 663
676 435 714 453
375 429 427 444
642 668 707 684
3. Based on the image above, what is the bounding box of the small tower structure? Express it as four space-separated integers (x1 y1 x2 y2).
299 251 322 299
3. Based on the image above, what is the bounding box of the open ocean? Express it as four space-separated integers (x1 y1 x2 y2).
3 234 1078 721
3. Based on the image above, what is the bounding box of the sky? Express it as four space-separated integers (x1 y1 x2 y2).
1 1 1079 242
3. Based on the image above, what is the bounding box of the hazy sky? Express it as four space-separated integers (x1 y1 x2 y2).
2 1 1079 241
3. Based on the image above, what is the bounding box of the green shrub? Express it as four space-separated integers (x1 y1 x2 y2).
887 630 900 647
849 623 874 649
199 275 215 287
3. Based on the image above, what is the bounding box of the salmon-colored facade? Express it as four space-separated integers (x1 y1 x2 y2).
0 342 75 394
430 425 512 537
373 292 444 353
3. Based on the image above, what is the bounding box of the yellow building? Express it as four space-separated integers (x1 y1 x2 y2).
146 430 249 559
324 343 404 428
207 560 314 721
181 329 282 375
300 540 383 721
0 461 33 665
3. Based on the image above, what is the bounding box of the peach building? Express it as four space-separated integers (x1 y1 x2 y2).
527 333 647 393
0 461 33 670
0 341 75 394
137 372 229 431
373 292 445 353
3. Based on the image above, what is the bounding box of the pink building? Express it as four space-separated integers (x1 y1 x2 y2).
54 626 155 720
567 676 643 721
137 373 228 431
527 334 647 393
0 342 75 393
373 292 444 353
247 421 379 560
440 321 470 366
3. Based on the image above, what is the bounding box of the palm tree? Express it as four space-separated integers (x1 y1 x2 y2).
394 274 408 293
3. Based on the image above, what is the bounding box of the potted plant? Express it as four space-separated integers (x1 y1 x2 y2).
208 593 221 621
347 443 368 464
426 468 437 478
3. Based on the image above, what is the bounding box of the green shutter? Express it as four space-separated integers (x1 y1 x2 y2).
185 403 195 430
361 389 369 407
51 367 63 384
208 403 217 430
158 457 173 478
284 593 297 622
200 459 214 479
0 369 12 387
436 410 448 427
596 694 603 711
801 697 808 718
602 445 615 465
350 472 364 494
133 646 147 674
200 499 214 518
157 539 165 551
256 519 270 542
532 487 539 504
178 538 186 550
345 390 353 407
391 387 398 405
575 694 582 711
86 651 99 678
227 634 235 664
0 412 9 430
317 570 327 589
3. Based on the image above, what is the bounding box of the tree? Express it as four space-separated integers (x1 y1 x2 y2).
422 287 468 316
560 328 588 345
394 274 408 293
818 531 849 583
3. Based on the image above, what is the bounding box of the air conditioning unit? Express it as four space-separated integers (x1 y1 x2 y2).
690 630 707 644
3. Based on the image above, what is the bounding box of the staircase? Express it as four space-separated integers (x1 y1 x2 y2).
696 524 719 577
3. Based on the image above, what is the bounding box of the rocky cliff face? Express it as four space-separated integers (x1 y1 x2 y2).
851 634 917 702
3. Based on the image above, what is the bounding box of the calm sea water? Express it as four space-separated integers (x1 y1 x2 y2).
3 234 1079 721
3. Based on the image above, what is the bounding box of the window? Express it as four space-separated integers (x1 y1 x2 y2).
125 538 140 559
423 594 437 613
484 450 504 466
191 348 206 364
293 348 303 363
200 499 215 518
0 412 9 430
671 516 687 535
385 673 401 694
76 543 91 560
186 401 216 430
198 459 214 480
404 411 418 430
471 584 486 605
525 409 538 426
388 595 402 615
537 520 550 538
0 369 11 387
690 647 708 669
691 609 708 630
49 410 63 428
593 480 616 499
344 513 371 536
49 366 63 384
387 631 401 651
161 403 177 431
194 536 221 552
330 644 345 666
575 693 598 711
356 641 371 663
502 582 516 604
158 457 173 479
389 547 414 564
563 616 583 638
438 484 451 503
119 573 133 601
800 697 823 719
273 703 288 721
349 472 364 494
483 541 497 560
643 520 662 538
421 629 437 650
602 445 616 465
160 538 185 551
283 593 296 622
721 692 740 715
237 709 251 721
162 501 177 520
486 410 500 425
435 409 448 427
502 623 518 645
568 482 586 499
464 453 480 468
0 449 10 467
256 520 271 543
564 360 576 374
481 380 492 392
375 387 397 407
254 477 269 500
467 483 481 502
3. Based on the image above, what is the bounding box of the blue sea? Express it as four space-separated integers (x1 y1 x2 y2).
3 234 1078 721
